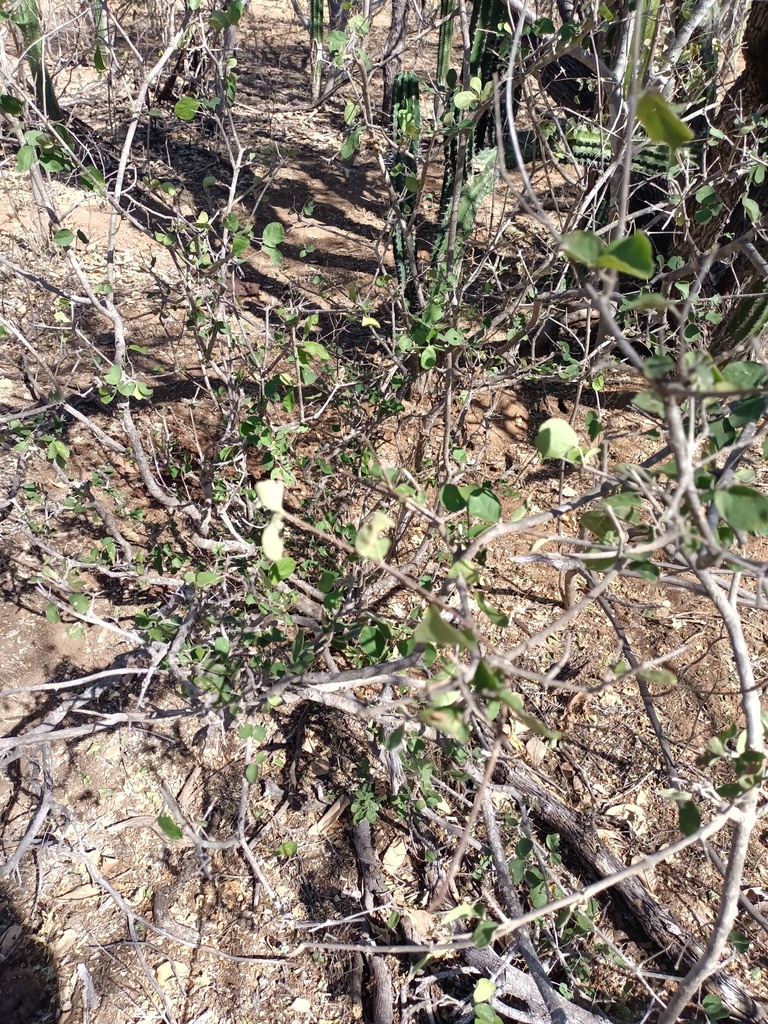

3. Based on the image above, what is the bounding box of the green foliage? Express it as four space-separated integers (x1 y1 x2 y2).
560 230 655 279
157 814 183 841
636 91 694 151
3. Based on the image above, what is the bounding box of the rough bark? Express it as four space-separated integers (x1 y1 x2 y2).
382 0 408 122
493 761 768 1023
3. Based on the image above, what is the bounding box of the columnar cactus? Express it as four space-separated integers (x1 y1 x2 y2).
436 0 505 257
390 71 421 300
12 0 64 120
310 0 323 101
437 0 455 89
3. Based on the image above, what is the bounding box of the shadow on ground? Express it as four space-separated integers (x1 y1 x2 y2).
0 883 60 1024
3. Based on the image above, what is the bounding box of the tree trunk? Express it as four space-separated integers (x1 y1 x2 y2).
679 0 768 357
382 0 408 122
692 0 768 252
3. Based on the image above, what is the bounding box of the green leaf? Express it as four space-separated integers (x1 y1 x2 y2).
628 558 659 582
730 930 750 955
420 344 438 369
354 511 394 559
631 392 665 425
560 230 604 267
637 668 676 686
694 185 723 224
678 800 701 836
383 724 405 750
359 623 389 659
728 395 765 428
0 94 23 117
54 229 75 248
276 840 298 858
45 603 60 623
596 233 654 279
194 571 223 587
621 291 669 311
157 814 183 841
16 145 35 172
584 410 603 440
69 593 90 615
503 692 559 738
636 91 694 150
245 763 259 784
719 361 767 390
581 510 619 543
340 127 361 159
603 491 643 520
47 439 70 463
262 244 283 267
440 483 467 513
475 593 508 628
453 90 478 109
209 9 229 29
361 316 380 328
441 902 484 924
535 417 580 460
474 1005 498 1024
742 196 761 224
701 995 729 1021
414 605 473 649
714 485 768 535
302 340 330 360
419 705 470 742
262 221 285 247
231 234 250 258
473 919 499 948
174 97 200 121
467 486 501 524
644 354 676 379
473 978 495 1003
516 837 533 858
327 29 348 52
103 364 122 385
268 556 296 582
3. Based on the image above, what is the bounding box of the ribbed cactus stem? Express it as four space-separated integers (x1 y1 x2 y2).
13 0 64 121
391 71 421 302
469 0 504 80
713 277 768 360
470 0 505 150
437 0 455 88
310 0 323 101
434 147 498 273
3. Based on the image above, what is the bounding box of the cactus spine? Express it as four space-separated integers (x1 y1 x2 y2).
391 71 421 304
310 0 323 101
